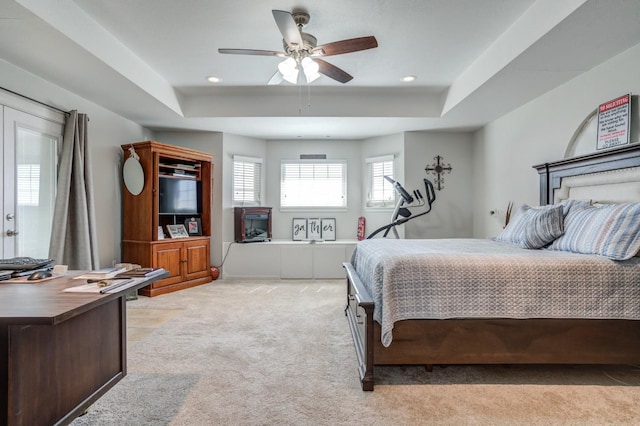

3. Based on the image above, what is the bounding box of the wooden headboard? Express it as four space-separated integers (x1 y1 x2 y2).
533 143 640 205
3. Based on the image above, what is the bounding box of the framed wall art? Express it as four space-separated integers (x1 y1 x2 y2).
307 218 321 240
320 218 336 241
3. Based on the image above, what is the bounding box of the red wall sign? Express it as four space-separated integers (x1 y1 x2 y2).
597 93 631 150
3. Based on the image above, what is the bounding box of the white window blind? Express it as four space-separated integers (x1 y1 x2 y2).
17 164 40 206
280 160 347 208
233 155 262 206
366 155 395 208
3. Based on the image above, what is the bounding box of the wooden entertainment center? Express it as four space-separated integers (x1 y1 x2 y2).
121 141 213 296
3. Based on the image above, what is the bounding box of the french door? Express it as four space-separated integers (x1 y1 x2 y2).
2 106 63 259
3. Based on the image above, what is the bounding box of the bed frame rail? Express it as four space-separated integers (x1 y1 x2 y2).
343 262 375 391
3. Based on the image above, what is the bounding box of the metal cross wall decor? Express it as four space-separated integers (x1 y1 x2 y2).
425 155 452 191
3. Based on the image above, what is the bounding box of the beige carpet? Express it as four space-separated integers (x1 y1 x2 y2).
71 279 640 425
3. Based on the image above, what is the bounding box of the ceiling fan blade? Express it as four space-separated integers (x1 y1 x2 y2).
312 36 378 57
315 59 353 84
218 48 285 57
272 10 304 49
267 70 283 85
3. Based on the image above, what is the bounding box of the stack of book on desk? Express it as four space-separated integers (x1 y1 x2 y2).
92 268 166 294
116 267 166 278
65 268 166 294
82 267 127 280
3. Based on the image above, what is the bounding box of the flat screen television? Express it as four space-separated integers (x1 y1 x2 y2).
158 177 201 214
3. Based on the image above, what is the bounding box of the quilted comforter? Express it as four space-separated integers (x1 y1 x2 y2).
350 239 640 347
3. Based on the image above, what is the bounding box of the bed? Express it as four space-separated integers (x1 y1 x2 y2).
344 144 640 391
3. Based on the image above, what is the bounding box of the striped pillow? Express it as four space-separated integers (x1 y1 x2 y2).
520 205 565 249
494 204 564 248
550 203 640 260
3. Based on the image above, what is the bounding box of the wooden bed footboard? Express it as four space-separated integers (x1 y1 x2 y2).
344 262 640 391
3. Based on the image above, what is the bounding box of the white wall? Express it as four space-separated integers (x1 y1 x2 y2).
222 133 267 245
264 139 362 240
0 59 150 268
404 131 474 238
473 42 640 238
360 133 405 238
88 107 150 268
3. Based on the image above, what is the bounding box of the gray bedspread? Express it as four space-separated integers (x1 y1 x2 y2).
350 238 640 347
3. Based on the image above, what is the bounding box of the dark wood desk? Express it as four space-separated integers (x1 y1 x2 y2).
0 272 167 426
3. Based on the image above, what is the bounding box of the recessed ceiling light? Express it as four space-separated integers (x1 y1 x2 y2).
401 75 416 82
206 76 222 83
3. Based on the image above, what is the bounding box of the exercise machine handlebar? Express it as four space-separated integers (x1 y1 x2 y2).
384 176 413 204
366 178 436 239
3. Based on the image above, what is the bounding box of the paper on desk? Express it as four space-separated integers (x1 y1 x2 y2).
63 282 104 293
74 267 127 280
63 277 145 293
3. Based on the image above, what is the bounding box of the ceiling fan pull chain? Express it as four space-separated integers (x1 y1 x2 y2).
307 83 312 112
298 82 303 116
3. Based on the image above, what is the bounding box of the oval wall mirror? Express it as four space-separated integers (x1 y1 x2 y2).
123 157 144 195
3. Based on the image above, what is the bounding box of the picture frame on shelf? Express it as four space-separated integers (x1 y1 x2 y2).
184 217 202 236
166 224 189 239
292 218 307 241
321 218 336 241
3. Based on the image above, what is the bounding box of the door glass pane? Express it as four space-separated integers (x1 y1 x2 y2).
15 127 57 258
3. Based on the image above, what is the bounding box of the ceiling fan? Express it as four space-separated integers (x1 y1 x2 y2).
218 9 378 85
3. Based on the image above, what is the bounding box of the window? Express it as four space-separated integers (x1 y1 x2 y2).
233 155 262 206
366 155 395 208
281 160 347 208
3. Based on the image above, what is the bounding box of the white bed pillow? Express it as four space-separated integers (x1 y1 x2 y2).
494 204 564 249
549 202 640 260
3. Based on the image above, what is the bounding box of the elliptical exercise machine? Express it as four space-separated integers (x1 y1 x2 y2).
366 176 436 239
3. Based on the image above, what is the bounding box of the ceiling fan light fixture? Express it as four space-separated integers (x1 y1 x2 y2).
220 10 377 85
278 57 299 84
301 57 320 83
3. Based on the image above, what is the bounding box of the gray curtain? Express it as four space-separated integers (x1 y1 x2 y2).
48 110 99 270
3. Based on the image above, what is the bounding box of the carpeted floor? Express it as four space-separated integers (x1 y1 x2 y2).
71 279 640 425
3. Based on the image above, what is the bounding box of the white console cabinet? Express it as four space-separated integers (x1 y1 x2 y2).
222 240 357 279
